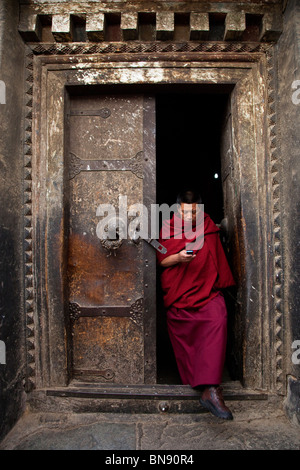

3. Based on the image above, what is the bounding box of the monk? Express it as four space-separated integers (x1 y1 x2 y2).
157 189 235 420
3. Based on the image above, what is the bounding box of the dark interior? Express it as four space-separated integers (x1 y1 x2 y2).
155 91 233 384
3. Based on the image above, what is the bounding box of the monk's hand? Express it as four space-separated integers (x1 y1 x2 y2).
178 249 196 263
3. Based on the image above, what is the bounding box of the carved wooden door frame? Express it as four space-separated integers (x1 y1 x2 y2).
24 45 284 394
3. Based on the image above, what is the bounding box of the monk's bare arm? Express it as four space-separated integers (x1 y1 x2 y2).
160 250 196 267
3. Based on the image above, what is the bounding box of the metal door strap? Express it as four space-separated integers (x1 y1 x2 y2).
146 239 167 254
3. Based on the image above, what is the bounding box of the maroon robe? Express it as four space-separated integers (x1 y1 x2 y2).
157 212 235 386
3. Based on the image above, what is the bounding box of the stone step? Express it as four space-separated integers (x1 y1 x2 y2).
48 380 268 400
28 381 268 414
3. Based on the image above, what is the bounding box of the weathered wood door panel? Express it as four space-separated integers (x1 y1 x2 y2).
221 96 235 255
67 94 156 384
220 92 243 380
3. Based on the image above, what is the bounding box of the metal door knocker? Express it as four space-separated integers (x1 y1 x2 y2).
100 216 126 256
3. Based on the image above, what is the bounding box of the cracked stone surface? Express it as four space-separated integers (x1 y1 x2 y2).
1 397 300 450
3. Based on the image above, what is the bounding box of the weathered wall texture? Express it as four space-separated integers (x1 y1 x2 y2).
0 0 26 442
277 0 300 425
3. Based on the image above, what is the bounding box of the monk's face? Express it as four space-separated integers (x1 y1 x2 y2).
179 203 199 223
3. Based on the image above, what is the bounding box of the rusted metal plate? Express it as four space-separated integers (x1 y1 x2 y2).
67 94 155 384
68 151 144 180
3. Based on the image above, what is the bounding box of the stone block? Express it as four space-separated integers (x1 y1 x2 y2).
283 376 300 427
224 12 246 40
19 13 42 42
12 422 137 450
86 13 105 42
190 12 209 40
52 14 73 42
121 12 138 40
156 12 174 41
260 12 282 42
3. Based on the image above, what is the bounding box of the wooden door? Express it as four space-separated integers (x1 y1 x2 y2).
220 92 242 380
221 95 235 254
67 94 156 384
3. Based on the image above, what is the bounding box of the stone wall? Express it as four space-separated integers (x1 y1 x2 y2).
277 0 300 426
0 0 26 442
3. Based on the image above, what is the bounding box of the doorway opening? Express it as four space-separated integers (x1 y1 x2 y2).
155 88 238 385
63 83 241 387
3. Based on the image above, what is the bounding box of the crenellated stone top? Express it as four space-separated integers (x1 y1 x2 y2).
18 2 282 43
